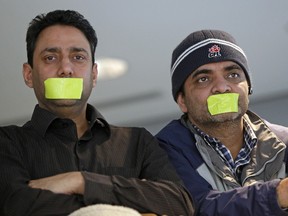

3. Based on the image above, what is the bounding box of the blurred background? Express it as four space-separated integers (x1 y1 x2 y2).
0 0 287 135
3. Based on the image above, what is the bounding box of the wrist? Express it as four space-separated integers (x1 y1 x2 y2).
71 171 85 195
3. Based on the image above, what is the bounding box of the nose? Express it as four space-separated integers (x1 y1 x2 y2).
57 58 73 78
211 77 231 94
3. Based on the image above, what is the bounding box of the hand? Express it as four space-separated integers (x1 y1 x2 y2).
28 171 84 195
277 178 288 208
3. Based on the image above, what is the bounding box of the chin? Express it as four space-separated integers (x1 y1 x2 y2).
51 99 80 107
211 112 242 122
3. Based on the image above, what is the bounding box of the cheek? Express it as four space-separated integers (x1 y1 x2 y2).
33 64 52 79
239 93 249 106
180 93 205 113
81 73 95 90
193 97 206 112
188 90 208 106
31 69 51 90
239 82 250 95
33 75 47 89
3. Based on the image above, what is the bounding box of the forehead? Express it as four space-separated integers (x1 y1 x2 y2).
34 25 90 52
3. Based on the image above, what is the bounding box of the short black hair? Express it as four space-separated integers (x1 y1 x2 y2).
26 10 98 67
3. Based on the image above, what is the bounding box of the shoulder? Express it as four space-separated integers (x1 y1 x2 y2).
109 125 153 136
264 121 288 145
156 119 188 138
0 122 38 144
0 125 29 151
156 119 196 150
246 110 288 145
0 125 24 138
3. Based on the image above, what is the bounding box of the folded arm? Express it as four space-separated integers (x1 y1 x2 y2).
0 133 194 216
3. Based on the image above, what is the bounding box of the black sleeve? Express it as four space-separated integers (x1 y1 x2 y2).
82 129 194 215
0 136 84 216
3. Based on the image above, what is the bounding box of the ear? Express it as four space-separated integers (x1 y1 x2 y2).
22 63 33 88
92 63 98 87
176 92 188 113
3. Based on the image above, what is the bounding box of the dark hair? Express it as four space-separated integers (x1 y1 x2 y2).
26 10 98 67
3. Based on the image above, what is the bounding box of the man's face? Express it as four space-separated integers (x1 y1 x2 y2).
177 61 249 128
23 25 97 110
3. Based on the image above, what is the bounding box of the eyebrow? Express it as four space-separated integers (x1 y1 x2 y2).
224 64 242 71
40 47 89 55
192 63 243 77
40 47 61 55
69 47 89 54
191 68 212 78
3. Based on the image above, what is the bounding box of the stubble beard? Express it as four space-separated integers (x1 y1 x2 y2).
190 104 247 129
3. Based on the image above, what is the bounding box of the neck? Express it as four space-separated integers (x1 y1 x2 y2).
40 103 89 138
194 118 244 159
73 115 90 138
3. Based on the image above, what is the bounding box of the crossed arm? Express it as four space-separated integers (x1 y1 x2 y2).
29 172 84 195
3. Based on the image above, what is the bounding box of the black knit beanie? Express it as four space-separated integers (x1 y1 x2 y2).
171 29 252 101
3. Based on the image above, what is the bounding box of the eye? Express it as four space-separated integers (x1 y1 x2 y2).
198 76 209 83
74 55 85 60
44 55 57 62
190 70 211 87
228 72 240 79
191 73 210 87
226 71 246 84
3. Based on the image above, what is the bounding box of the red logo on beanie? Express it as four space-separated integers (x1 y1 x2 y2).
208 45 221 58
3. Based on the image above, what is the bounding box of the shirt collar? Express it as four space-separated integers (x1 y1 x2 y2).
243 117 257 148
29 104 110 137
181 113 257 147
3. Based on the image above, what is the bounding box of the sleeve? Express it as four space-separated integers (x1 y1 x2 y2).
0 136 83 216
157 138 288 216
81 129 195 216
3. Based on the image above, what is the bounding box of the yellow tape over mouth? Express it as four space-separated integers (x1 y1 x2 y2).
44 78 83 99
207 93 239 115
